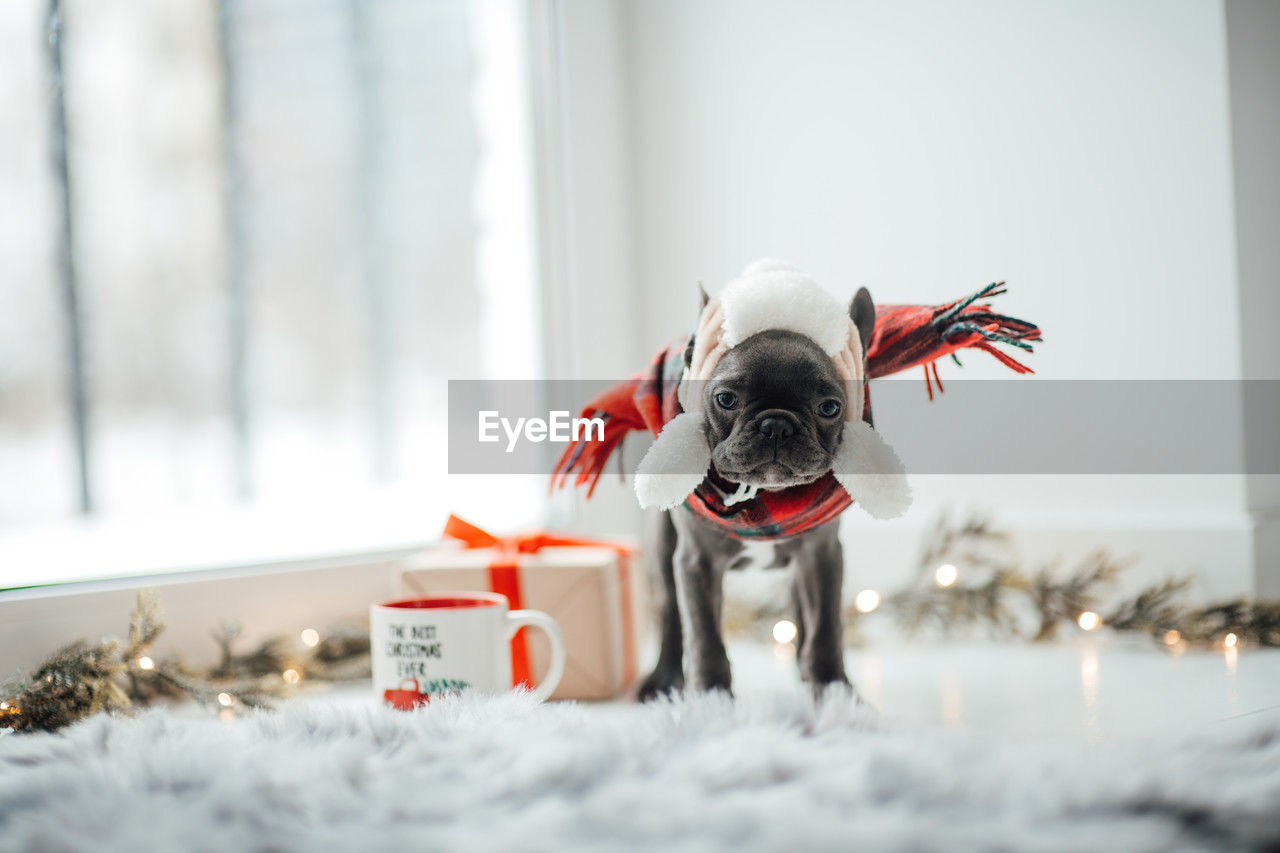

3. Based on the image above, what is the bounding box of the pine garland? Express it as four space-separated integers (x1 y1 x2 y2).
1 591 369 734
726 512 1280 650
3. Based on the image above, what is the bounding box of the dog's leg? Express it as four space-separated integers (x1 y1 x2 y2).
670 511 733 694
792 521 851 691
637 509 685 701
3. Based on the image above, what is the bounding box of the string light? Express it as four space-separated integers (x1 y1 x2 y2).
1077 611 1101 631
300 628 320 648
136 655 155 671
1162 630 1181 646
282 668 301 685
217 692 233 707
772 620 798 644
1223 632 1238 649
854 589 881 613
934 564 958 587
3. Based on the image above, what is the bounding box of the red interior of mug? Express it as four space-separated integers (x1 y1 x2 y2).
378 592 506 610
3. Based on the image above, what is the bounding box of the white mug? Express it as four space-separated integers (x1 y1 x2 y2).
370 592 566 707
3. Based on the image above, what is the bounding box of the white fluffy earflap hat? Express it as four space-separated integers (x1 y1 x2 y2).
635 260 912 519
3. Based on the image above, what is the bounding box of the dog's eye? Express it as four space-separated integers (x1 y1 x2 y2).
714 391 739 410
817 399 842 418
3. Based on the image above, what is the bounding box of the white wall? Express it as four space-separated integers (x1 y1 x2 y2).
623 0 1239 381
550 0 1272 597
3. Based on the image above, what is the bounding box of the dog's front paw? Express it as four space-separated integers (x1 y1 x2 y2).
636 663 685 702
686 657 733 696
808 677 861 706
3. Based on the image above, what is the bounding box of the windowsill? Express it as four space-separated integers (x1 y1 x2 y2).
0 480 548 593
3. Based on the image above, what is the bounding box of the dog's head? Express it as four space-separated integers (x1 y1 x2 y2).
634 261 909 519
697 288 875 489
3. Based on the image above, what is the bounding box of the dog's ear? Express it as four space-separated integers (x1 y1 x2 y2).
849 287 875 354
684 283 711 368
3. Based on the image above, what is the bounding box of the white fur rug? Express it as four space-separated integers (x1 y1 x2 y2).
2 689 1278 852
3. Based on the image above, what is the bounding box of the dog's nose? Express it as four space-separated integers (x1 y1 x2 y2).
758 416 794 442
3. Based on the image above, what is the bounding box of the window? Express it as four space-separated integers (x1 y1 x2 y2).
0 0 543 586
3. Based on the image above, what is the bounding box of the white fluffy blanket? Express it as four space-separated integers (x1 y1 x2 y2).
2 690 1278 852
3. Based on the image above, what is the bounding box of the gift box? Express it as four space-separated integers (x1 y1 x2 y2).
397 515 645 701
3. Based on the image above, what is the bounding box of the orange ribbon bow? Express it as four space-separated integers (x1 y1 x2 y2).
442 514 637 691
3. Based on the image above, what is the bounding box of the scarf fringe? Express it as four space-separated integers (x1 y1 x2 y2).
549 411 629 498
867 281 1041 379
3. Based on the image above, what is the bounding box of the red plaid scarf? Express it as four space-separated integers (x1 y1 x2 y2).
552 282 1040 539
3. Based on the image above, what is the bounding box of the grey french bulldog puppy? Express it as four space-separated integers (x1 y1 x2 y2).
637 287 877 699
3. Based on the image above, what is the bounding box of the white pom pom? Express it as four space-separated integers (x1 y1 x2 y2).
739 258 798 277
634 413 712 510
719 260 849 355
832 420 912 520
